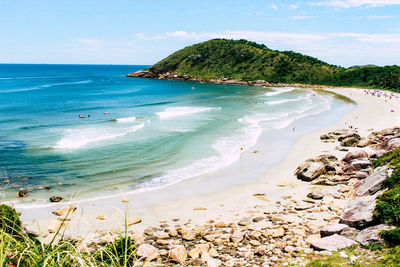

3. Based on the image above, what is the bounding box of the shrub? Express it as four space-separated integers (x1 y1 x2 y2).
373 147 400 169
374 188 400 226
380 228 400 246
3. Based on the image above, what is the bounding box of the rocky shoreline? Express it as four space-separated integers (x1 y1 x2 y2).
37 125 400 266
126 70 334 89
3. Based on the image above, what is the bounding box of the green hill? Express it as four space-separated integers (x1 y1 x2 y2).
128 39 400 90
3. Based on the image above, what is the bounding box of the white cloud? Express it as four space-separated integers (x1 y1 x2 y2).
269 4 278 10
246 11 264 16
292 16 314 19
367 15 393 18
289 4 299 9
312 0 400 8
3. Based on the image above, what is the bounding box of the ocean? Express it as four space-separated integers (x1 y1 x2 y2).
0 64 354 207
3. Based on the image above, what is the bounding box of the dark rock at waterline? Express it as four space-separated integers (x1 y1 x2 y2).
18 189 29 198
50 196 63 202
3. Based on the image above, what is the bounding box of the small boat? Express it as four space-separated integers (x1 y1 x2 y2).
104 111 109 114
79 114 85 118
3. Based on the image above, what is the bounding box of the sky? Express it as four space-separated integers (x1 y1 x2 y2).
0 0 399 67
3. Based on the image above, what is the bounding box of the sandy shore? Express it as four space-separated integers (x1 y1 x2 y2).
17 87 400 243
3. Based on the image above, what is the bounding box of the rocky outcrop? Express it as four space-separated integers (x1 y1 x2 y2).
355 166 393 196
355 224 395 246
340 195 376 228
320 224 350 237
311 234 357 251
295 155 339 181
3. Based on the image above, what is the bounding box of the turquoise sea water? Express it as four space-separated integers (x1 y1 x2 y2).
0 64 354 206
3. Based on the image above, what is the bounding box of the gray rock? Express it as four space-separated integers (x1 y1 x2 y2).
50 196 63 202
295 161 325 181
342 159 371 173
320 224 350 237
356 224 395 246
338 132 361 142
342 150 369 163
311 234 357 251
238 217 252 226
307 190 324 200
341 137 359 147
18 189 29 198
340 227 360 240
339 195 376 228
355 166 393 197
315 155 340 172
370 150 386 159
381 137 400 151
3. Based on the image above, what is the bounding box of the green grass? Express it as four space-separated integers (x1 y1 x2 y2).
0 204 139 266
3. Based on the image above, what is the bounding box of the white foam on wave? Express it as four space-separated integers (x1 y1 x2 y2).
264 87 295 97
156 107 221 119
272 95 332 129
115 116 137 123
131 113 266 194
55 123 144 149
266 98 300 105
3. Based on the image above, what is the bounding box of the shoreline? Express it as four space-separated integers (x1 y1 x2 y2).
12 86 400 260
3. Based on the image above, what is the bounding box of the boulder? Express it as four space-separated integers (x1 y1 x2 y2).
339 195 376 228
18 189 29 198
342 160 371 173
356 224 396 246
320 224 349 237
315 155 340 172
307 190 324 200
342 150 369 163
340 227 360 240
169 245 188 264
230 230 244 243
50 196 63 202
338 132 361 142
238 217 252 226
384 138 400 151
137 244 158 262
295 161 325 181
341 137 359 147
311 234 357 251
355 166 393 197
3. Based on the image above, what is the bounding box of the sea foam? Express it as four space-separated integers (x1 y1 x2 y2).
55 123 144 149
156 107 221 118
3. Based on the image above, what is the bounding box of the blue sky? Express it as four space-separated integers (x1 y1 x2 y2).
0 0 399 67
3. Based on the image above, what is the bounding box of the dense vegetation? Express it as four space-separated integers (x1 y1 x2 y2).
373 147 400 245
148 39 400 90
